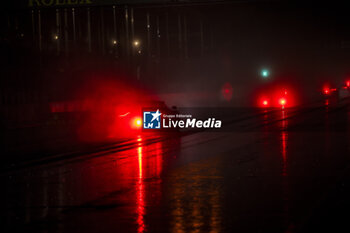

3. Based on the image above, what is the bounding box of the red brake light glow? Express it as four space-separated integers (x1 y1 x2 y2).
256 86 297 108
323 87 330 95
132 117 143 129
279 98 286 106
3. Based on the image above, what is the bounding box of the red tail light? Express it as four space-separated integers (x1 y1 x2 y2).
323 87 330 95
262 100 269 106
131 117 143 129
279 98 286 106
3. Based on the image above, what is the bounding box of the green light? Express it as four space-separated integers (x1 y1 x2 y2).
261 69 269 78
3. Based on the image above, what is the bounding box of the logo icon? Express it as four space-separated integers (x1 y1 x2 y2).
143 109 161 129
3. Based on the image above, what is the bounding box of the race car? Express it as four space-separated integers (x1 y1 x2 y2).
254 83 296 108
49 77 178 142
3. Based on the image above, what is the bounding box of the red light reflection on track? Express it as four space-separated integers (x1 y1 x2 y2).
281 110 288 175
135 136 164 233
137 138 145 233
155 143 163 177
280 110 290 219
281 131 287 177
325 99 329 106
281 130 290 222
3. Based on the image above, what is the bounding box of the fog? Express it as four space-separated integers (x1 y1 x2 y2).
2 1 350 127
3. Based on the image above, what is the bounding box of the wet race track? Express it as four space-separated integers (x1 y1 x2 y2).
2 99 350 233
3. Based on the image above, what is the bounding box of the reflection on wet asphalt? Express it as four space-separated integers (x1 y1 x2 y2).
1 103 350 232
